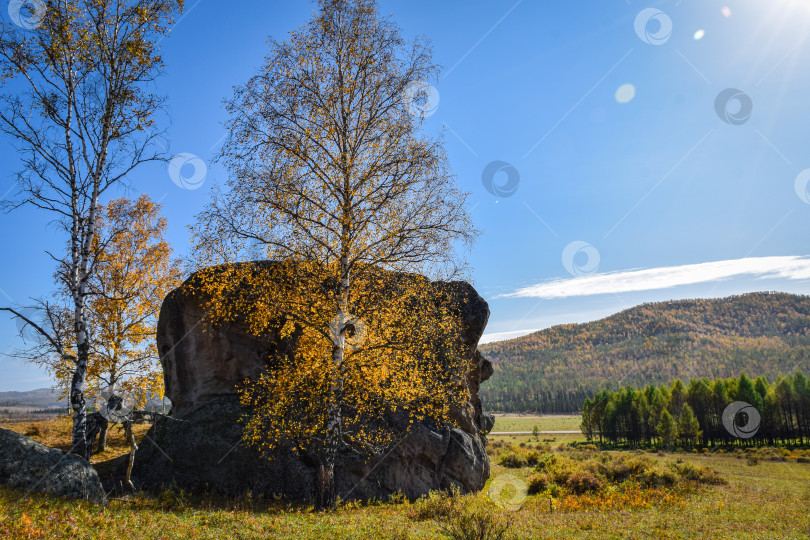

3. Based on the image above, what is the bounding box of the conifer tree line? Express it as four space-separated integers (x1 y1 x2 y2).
580 371 810 448
484 384 592 414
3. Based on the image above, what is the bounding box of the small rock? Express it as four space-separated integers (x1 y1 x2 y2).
0 428 107 504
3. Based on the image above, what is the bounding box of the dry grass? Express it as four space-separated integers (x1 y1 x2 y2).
1 416 809 538
0 415 150 465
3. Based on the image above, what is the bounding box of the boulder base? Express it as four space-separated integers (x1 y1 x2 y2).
134 396 489 500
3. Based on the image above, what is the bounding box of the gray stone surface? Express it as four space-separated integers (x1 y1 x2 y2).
133 261 493 501
0 428 107 504
134 396 313 499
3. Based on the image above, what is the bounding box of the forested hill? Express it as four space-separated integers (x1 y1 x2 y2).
479 292 810 413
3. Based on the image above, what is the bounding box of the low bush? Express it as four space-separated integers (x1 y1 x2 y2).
494 444 548 468
409 488 458 521
593 454 653 483
565 471 603 494
531 450 726 495
498 451 527 468
638 467 678 488
669 461 726 485
524 450 541 466
534 452 560 472
527 473 549 495
436 499 512 540
486 440 506 457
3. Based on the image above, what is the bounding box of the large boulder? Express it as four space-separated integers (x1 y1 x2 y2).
0 428 107 504
133 261 493 501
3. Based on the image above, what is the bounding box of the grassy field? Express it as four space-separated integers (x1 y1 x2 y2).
490 415 584 446
1 416 809 539
491 415 582 432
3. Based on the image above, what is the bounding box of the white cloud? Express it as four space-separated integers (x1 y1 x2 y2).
479 329 541 344
503 255 810 300
479 308 620 344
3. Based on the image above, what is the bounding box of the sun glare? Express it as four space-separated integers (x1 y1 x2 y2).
785 0 810 9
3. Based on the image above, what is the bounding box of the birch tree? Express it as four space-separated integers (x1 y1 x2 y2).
191 0 476 509
0 0 182 459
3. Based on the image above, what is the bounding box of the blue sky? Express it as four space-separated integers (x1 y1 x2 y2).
2 0 810 390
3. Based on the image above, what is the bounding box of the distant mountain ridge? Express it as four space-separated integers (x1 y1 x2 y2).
0 388 65 408
479 292 810 413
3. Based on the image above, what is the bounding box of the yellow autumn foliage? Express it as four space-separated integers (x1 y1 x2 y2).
46 195 181 407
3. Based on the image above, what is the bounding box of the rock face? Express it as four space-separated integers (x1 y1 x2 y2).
0 428 107 504
133 261 493 501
